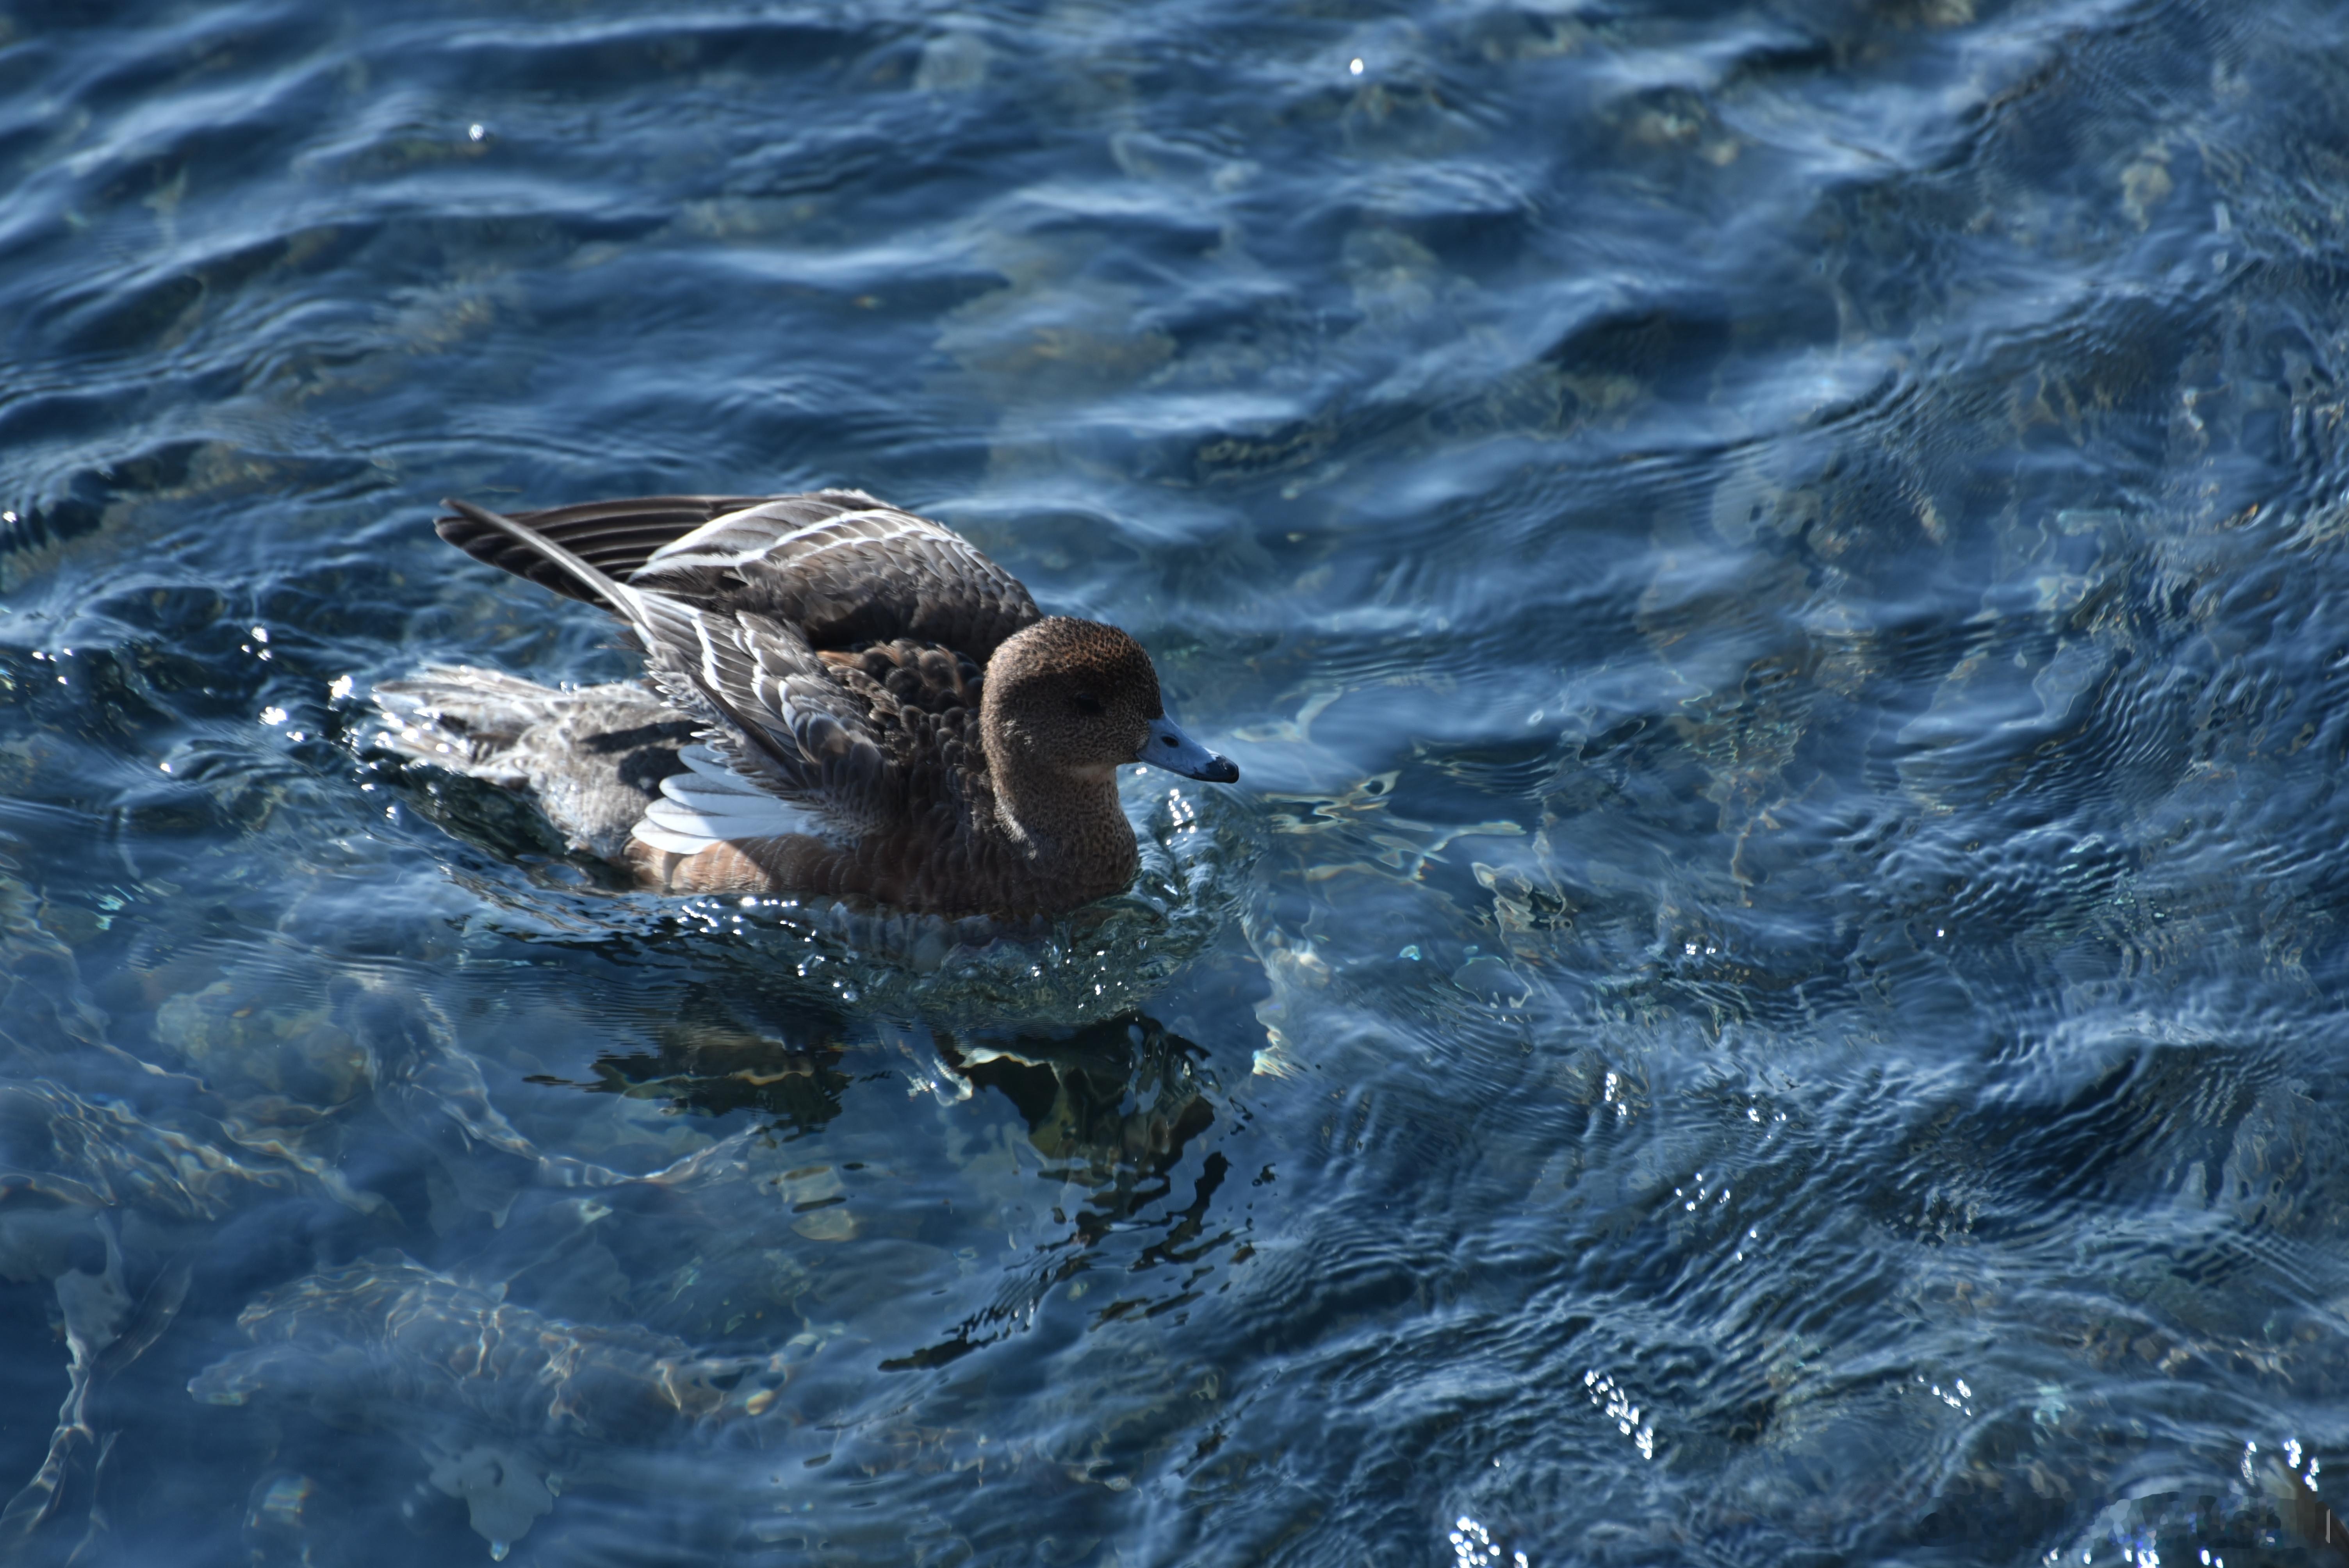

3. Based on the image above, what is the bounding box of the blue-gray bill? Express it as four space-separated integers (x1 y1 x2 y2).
1139 716 1239 783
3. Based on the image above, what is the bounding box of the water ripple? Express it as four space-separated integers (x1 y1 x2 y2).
9 0 2349 1561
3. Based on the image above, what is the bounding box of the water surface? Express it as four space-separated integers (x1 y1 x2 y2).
7 0 2349 1562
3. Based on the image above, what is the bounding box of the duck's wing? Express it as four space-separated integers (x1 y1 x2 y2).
627 495 1041 663
435 493 783 609
438 490 1042 663
436 501 914 837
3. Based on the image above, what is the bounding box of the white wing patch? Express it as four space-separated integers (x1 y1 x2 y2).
631 745 833 857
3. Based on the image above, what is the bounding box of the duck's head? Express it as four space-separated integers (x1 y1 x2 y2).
982 617 1239 787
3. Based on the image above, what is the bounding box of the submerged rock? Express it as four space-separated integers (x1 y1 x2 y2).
191 1256 786 1551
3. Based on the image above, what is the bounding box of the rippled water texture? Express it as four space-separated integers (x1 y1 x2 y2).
7 0 2349 1562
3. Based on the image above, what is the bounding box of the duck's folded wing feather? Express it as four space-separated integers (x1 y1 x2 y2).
631 496 1041 661
632 744 838 856
634 595 900 836
435 494 786 610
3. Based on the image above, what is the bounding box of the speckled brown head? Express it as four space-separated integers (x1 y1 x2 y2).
982 617 1237 785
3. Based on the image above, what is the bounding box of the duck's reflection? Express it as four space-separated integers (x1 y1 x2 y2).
531 991 854 1138
937 1014 1217 1226
544 998 1233 1367
561 999 1215 1191
895 1014 1227 1367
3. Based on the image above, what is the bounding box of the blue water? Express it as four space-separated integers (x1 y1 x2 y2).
7 0 2349 1562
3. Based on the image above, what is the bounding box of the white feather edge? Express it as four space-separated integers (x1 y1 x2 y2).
645 507 947 573
629 744 834 857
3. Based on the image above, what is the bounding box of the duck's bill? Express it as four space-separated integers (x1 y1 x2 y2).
1139 716 1239 783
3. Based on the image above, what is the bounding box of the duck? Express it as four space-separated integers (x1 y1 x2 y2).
371 489 1238 920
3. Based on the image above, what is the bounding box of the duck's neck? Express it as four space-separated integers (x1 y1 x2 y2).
987 759 1139 908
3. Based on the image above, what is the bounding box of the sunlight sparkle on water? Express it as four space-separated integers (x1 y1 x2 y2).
1449 1515 1527 1568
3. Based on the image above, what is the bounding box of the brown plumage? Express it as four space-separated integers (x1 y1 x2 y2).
375 491 1238 920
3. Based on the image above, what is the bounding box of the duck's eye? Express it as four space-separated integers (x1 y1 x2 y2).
1072 693 1104 716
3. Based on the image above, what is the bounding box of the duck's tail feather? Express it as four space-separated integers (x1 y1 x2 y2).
372 665 571 785
371 666 695 862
